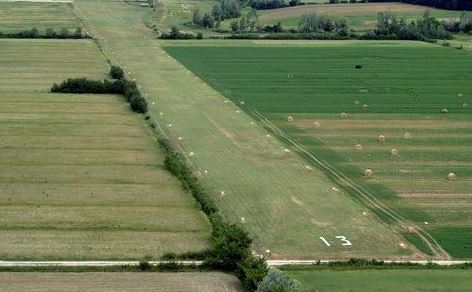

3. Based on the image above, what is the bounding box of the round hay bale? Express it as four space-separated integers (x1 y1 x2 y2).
462 103 469 108
404 132 412 139
189 152 194 157
406 226 416 234
362 104 369 109
363 169 373 177
240 100 245 105
355 144 363 151
220 191 225 196
458 92 464 97
340 112 348 118
304 165 313 171
240 217 246 223
287 116 294 122
448 172 457 181
313 121 320 127
354 100 360 105
378 135 386 143
284 148 290 153
441 108 449 114
391 148 399 155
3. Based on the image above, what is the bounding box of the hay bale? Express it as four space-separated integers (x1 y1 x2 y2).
304 165 313 171
220 191 225 196
240 100 245 105
354 100 360 105
462 103 469 108
284 148 290 153
363 169 373 177
240 217 246 223
404 132 412 139
287 116 294 122
441 108 449 114
378 135 386 143
313 121 320 127
448 172 457 181
391 148 399 155
362 104 369 109
355 144 363 151
405 226 416 233
458 92 464 97
340 112 348 118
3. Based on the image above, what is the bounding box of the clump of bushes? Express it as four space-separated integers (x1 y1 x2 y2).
50 66 147 113
160 27 199 39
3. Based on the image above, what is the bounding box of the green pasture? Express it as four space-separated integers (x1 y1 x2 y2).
163 40 472 258
0 39 210 259
286 268 472 291
0 2 79 33
74 0 416 259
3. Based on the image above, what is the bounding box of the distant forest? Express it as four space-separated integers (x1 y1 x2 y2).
369 0 472 11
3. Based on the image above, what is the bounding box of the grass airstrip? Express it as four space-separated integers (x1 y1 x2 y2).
0 38 210 259
74 0 416 259
163 39 472 258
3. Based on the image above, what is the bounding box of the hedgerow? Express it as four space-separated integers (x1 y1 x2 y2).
50 66 148 113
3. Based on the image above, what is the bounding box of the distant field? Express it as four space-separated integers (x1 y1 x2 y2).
0 39 210 259
256 2 462 30
0 2 79 33
0 272 242 292
286 268 472 291
164 40 472 258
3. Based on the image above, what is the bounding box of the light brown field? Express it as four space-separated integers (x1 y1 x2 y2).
0 39 210 259
0 272 242 292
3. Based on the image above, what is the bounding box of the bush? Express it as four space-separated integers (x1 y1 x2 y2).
138 261 151 271
256 268 300 292
130 95 148 113
110 65 124 79
59 28 70 39
238 256 269 291
45 27 56 38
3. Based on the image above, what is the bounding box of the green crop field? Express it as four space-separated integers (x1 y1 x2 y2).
0 272 242 292
0 2 79 33
247 2 461 31
163 40 472 259
286 268 472 291
0 38 210 259
72 0 418 260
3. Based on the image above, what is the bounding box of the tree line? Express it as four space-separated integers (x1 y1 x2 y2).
51 65 147 113
0 27 87 39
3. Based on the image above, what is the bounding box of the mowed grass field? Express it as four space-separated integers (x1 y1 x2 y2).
0 39 210 259
0 272 242 292
255 2 462 30
75 0 416 259
163 40 472 258
0 2 79 33
286 268 472 291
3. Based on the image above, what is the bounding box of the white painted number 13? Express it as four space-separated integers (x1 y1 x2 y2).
319 236 352 247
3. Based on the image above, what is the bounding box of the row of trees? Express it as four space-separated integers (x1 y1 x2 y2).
363 11 452 40
51 66 148 113
442 12 472 34
248 0 304 10
192 0 241 29
0 27 85 39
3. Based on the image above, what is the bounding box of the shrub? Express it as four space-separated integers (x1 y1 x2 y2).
110 65 124 79
238 256 269 291
256 268 300 292
130 95 148 113
59 28 70 39
45 27 56 38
